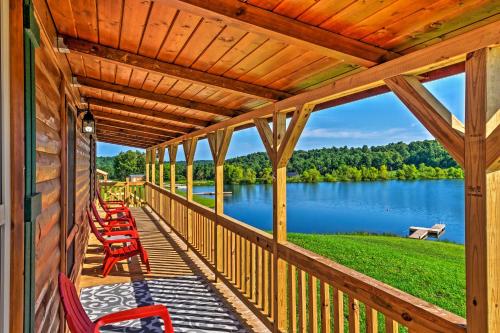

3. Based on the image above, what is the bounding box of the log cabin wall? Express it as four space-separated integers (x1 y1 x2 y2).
33 20 92 333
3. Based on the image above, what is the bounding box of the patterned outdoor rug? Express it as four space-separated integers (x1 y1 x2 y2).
80 276 248 332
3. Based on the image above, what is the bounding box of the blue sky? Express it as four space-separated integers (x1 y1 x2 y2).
97 74 465 161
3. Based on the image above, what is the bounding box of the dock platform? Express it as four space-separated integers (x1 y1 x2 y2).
409 224 446 239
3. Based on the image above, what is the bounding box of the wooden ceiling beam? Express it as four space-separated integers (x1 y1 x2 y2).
97 136 149 148
97 131 160 146
96 124 172 141
92 109 189 134
96 130 163 145
95 118 179 137
78 76 239 118
64 36 291 101
87 98 209 128
161 0 399 67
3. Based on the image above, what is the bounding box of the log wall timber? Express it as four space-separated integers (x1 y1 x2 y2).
63 37 291 101
150 20 500 150
77 76 239 118
464 46 500 333
34 31 91 333
160 0 399 67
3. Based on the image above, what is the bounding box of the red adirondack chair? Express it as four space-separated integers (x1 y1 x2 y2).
86 209 151 277
90 201 136 231
58 273 174 333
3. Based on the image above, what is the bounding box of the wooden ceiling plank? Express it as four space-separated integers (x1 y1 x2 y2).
92 109 189 133
96 130 163 145
97 123 172 141
77 75 238 118
88 97 209 128
95 118 178 137
64 36 291 101
160 0 399 66
97 136 150 148
98 139 148 148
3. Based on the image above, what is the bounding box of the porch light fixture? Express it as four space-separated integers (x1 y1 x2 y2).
78 108 95 134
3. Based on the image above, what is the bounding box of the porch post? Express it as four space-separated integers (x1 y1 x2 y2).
254 103 314 332
158 147 165 188
208 128 234 280
465 46 500 333
168 144 178 225
145 148 150 182
151 147 156 185
183 138 198 245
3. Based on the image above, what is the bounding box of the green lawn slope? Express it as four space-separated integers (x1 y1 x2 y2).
288 233 465 317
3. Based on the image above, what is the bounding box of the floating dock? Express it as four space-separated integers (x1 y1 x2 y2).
194 191 232 196
409 224 446 240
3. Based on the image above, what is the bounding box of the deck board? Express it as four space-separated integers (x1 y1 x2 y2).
80 207 269 332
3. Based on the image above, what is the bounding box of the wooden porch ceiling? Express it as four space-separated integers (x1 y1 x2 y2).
45 0 500 148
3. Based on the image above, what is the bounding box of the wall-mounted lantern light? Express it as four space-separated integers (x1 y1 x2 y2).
78 107 95 134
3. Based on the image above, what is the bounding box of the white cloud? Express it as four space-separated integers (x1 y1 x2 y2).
301 127 408 139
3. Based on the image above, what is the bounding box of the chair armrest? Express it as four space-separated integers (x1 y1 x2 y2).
104 230 139 237
94 305 174 333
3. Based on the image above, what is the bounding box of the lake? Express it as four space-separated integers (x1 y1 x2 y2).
193 180 465 244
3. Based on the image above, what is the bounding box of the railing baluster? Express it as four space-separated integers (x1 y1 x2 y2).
298 270 307 333
309 275 318 333
385 318 398 333
348 296 360 333
365 305 378 333
321 282 331 333
288 265 297 333
333 288 344 333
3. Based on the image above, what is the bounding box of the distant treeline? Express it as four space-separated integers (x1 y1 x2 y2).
97 140 463 184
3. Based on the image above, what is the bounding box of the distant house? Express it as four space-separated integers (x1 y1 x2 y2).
128 174 145 182
287 171 299 177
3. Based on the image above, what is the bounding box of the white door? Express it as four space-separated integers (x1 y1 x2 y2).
0 0 11 331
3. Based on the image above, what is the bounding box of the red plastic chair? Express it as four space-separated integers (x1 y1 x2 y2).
96 189 131 220
58 273 174 333
86 209 151 277
90 201 136 231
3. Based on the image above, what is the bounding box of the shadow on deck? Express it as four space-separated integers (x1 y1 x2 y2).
80 207 268 333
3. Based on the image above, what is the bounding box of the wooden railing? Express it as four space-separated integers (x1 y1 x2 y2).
145 182 466 333
99 180 145 207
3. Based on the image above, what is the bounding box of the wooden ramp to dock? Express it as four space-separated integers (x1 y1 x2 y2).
409 224 446 239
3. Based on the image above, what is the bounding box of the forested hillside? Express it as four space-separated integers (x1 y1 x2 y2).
97 140 463 183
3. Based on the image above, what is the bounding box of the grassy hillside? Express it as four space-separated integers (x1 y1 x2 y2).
288 233 465 317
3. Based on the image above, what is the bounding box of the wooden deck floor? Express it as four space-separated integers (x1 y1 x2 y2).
80 207 269 332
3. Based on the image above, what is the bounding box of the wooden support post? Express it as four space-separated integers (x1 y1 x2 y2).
208 128 234 280
168 144 178 225
158 147 165 188
145 149 151 203
151 147 157 185
465 46 500 333
183 138 198 245
255 103 314 332
145 149 150 182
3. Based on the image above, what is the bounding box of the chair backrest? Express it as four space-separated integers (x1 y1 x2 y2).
58 273 93 333
90 201 107 228
95 189 110 211
86 208 106 244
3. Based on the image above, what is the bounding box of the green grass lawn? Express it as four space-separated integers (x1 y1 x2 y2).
288 233 465 317
175 190 215 208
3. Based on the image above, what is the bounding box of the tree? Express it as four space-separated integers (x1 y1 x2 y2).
224 164 244 184
301 168 321 183
112 150 145 180
379 165 389 180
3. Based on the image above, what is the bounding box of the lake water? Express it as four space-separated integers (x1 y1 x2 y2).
193 180 465 244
